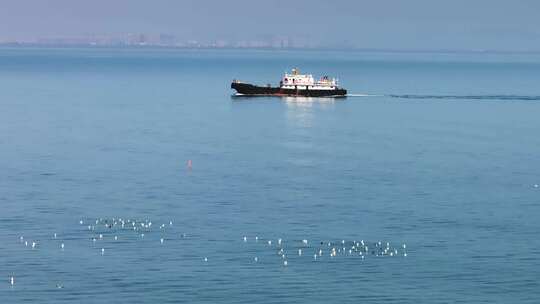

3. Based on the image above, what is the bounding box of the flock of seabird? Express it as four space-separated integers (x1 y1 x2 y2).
9 217 185 289
242 235 408 267
8 217 408 288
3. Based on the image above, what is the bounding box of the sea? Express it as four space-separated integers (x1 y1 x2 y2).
1 47 540 303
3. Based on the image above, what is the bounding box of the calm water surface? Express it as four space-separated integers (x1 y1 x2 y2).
1 48 540 303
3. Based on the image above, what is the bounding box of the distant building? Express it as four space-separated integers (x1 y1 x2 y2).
159 34 176 46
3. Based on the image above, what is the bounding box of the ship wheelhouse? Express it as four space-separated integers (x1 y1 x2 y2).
280 68 339 90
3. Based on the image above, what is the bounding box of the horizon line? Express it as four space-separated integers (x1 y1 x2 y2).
2 43 540 55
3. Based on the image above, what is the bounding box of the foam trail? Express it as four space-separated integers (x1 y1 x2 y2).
347 93 384 97
389 94 540 101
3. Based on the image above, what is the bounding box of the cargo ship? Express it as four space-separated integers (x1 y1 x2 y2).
231 68 347 97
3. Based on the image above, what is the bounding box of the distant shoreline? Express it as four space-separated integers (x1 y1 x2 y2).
1 43 540 55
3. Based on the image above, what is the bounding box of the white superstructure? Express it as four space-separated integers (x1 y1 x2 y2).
280 68 338 90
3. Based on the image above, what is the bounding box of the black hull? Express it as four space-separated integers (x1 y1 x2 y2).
231 82 347 97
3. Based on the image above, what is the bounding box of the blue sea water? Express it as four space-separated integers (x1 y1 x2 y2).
1 47 540 303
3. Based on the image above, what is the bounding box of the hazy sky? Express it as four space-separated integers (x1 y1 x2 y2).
2 0 540 50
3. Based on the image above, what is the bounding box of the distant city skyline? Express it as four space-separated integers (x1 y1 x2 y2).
0 33 324 49
2 0 540 52
3 33 540 53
